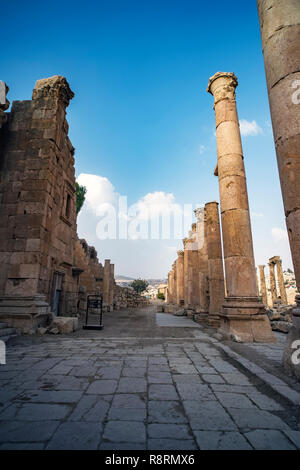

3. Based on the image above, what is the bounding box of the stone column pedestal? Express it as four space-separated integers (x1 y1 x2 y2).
207 71 275 342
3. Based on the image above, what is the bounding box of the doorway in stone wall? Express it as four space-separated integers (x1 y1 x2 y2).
50 272 64 316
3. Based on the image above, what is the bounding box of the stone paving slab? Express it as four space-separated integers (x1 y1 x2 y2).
0 305 300 450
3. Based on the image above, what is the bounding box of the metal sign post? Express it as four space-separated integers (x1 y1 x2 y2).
82 294 103 330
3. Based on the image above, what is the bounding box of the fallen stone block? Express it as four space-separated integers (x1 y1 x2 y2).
271 321 292 334
52 317 76 334
174 309 185 316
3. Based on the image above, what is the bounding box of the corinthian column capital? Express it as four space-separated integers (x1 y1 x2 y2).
207 71 238 105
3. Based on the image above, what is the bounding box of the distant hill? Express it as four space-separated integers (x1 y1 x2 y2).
115 275 167 285
115 275 135 281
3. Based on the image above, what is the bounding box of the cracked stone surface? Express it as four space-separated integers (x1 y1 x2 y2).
0 305 299 450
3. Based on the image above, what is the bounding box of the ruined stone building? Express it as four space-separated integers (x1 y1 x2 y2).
0 76 146 333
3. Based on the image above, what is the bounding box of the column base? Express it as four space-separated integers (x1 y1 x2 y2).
283 295 300 380
207 314 220 328
218 296 276 343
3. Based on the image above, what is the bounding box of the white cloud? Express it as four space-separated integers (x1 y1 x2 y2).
271 227 288 242
77 173 119 215
239 119 263 136
134 191 182 221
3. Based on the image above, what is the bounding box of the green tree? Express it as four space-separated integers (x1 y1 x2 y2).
75 182 87 215
130 278 149 294
157 292 165 300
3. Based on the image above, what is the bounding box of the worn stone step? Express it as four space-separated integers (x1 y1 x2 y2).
0 327 17 337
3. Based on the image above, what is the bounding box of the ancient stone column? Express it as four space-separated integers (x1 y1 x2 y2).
276 258 288 305
183 238 193 308
172 261 177 306
103 259 111 309
258 265 268 306
257 0 300 291
168 269 175 305
176 250 184 306
194 207 209 314
257 0 300 374
109 263 115 310
205 202 225 326
268 259 278 306
207 72 275 342
190 223 200 307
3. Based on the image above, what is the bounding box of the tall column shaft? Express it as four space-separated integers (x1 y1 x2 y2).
183 238 189 307
208 73 258 298
194 208 209 313
176 251 184 306
269 261 277 306
207 72 275 342
103 259 111 308
277 259 288 305
205 202 225 324
172 261 177 306
167 272 172 304
257 0 300 376
257 0 300 291
109 263 115 309
258 265 267 306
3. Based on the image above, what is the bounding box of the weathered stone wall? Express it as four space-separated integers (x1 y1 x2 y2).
113 286 149 310
0 76 79 331
74 238 104 315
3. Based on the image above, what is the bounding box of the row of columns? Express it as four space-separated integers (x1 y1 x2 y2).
167 70 275 342
258 257 287 307
167 202 225 327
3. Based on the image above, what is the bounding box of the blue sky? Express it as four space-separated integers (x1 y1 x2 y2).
2 0 293 278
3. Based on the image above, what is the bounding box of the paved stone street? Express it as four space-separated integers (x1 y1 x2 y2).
0 305 300 450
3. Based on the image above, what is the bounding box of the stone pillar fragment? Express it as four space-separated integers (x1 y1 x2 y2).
172 261 177 305
205 202 225 326
109 263 115 310
176 251 184 306
207 71 275 342
183 238 193 308
258 265 268 306
194 208 209 314
0 81 9 128
103 259 111 309
268 260 278 306
257 0 300 373
276 259 288 305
